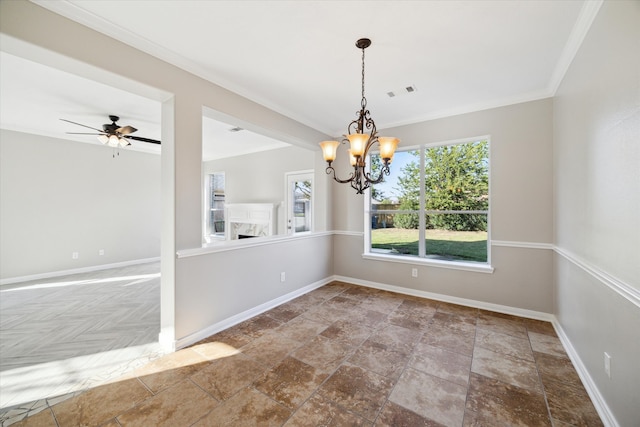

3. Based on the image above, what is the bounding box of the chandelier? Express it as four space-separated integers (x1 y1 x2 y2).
319 38 399 194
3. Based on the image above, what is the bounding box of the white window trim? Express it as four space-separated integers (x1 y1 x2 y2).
364 135 493 273
362 252 495 273
203 172 225 244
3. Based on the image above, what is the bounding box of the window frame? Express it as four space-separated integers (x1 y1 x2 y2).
285 170 314 235
204 172 226 242
364 136 493 273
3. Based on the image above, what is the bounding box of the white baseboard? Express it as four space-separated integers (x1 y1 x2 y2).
332 274 554 321
165 277 332 351
158 327 176 353
0 257 160 287
553 321 619 427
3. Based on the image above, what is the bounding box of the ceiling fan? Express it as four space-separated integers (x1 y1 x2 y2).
60 115 161 148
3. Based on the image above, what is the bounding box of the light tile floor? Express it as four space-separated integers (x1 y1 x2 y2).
0 263 166 425
6 280 603 426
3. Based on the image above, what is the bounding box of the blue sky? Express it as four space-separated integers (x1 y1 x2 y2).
372 150 416 202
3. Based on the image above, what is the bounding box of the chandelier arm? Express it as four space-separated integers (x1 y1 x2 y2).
325 165 357 184
352 180 366 194
352 172 370 194
348 108 378 136
363 135 379 157
363 164 390 185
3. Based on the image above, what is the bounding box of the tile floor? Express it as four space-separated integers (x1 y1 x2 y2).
0 262 165 423
8 281 603 426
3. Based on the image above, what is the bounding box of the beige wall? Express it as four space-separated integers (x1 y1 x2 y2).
553 2 640 426
0 130 161 280
332 98 555 313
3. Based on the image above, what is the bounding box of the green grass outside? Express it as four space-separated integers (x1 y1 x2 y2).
371 228 487 262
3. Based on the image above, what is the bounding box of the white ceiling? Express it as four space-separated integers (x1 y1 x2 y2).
0 51 163 154
1 0 595 158
0 51 287 160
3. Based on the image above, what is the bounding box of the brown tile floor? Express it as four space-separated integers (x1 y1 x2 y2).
13 282 603 427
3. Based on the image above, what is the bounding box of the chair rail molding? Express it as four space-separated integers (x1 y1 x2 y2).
554 245 639 309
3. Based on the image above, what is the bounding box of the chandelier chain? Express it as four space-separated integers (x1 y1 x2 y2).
361 45 366 108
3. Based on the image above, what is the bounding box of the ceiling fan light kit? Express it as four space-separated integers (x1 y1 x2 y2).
319 38 399 194
97 133 128 148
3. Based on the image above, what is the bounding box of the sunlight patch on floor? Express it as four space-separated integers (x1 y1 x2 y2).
0 273 161 292
0 342 166 409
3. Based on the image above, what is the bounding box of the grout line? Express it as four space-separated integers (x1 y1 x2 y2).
529 325 556 427
462 310 479 425
49 406 61 427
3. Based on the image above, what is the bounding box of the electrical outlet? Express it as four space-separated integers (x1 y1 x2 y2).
98 249 105 256
280 272 286 282
411 268 418 278
604 352 611 379
72 252 79 260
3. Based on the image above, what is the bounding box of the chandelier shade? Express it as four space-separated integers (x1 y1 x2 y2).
319 38 399 194
346 133 368 158
319 140 340 163
378 137 400 161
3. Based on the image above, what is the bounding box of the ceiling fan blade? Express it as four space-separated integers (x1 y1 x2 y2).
60 118 104 133
117 125 137 135
66 132 103 135
124 135 161 144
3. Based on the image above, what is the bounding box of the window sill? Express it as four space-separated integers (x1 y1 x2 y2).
362 252 494 274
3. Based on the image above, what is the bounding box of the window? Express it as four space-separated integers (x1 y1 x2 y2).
206 173 225 239
368 138 489 266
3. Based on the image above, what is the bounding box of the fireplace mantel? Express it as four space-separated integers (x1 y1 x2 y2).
225 203 277 240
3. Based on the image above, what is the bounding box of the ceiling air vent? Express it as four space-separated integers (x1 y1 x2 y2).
386 84 417 98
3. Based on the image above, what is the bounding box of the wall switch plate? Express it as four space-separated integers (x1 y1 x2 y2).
411 268 418 278
280 272 286 282
99 249 105 256
72 252 79 259
604 352 611 379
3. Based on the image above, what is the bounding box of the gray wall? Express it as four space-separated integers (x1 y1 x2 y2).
332 98 555 313
0 130 161 280
553 2 640 426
